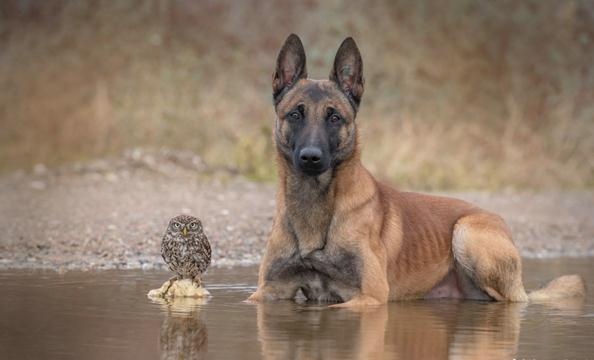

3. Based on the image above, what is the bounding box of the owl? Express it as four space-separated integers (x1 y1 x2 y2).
161 214 211 286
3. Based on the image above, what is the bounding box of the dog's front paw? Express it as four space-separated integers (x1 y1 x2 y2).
329 295 383 308
245 290 263 303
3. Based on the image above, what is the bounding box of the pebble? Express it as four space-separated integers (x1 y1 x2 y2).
29 181 46 190
105 173 119 182
33 163 48 175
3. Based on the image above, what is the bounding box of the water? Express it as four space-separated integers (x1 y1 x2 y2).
1 259 593 359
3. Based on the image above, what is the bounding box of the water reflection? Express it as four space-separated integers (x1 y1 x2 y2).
257 302 387 359
151 297 209 360
530 296 585 314
257 297 587 360
256 301 521 360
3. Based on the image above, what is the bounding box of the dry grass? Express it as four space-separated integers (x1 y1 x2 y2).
1 0 593 189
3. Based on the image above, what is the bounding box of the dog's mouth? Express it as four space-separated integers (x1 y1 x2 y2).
298 165 328 177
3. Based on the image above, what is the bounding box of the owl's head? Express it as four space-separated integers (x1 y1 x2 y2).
168 214 203 238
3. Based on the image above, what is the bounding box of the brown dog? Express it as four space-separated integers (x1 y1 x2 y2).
248 34 585 307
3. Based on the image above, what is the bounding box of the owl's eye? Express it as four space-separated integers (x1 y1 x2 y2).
172 222 181 229
189 222 198 230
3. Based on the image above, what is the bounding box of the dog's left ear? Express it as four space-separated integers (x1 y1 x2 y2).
273 34 308 104
330 37 364 108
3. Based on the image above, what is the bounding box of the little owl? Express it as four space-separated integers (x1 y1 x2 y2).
161 214 211 286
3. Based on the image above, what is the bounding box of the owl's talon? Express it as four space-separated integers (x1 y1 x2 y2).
163 276 179 293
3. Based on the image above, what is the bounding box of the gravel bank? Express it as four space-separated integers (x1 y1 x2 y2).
1 151 593 271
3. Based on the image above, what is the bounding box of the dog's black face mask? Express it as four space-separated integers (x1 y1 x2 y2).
286 102 343 177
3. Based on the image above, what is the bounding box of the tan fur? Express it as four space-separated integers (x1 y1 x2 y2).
528 274 586 300
248 35 586 306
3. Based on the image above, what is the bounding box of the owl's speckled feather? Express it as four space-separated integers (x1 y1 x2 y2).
161 215 211 285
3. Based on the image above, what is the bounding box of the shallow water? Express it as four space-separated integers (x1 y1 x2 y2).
1 258 593 359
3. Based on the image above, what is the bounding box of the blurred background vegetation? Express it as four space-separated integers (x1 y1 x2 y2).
1 0 593 189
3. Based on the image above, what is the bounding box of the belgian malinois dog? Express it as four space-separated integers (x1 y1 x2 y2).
248 34 585 307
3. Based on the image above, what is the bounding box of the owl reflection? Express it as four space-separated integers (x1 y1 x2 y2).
161 214 211 286
160 300 208 360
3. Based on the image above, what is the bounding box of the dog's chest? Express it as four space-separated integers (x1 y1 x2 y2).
266 248 361 303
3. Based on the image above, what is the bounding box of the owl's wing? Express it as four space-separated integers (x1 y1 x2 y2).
203 234 211 259
161 234 173 265
193 233 211 267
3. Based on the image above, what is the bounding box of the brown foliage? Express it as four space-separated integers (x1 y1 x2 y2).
1 0 593 189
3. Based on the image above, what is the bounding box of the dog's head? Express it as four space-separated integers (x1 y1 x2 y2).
272 34 364 177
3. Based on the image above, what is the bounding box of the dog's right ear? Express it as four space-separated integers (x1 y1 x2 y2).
330 37 364 109
272 34 307 104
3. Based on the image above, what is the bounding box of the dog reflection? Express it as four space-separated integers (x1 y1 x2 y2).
385 302 523 360
257 302 387 360
153 297 208 360
257 301 531 360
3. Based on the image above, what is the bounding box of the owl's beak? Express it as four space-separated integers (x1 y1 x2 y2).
182 227 188 236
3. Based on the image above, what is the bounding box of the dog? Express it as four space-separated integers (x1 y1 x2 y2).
248 34 585 307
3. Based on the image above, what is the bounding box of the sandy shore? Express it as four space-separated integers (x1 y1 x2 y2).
1 151 593 271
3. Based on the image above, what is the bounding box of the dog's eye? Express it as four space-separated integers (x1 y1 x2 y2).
329 114 341 124
288 111 302 121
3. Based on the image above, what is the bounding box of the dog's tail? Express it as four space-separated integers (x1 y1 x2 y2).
528 274 586 301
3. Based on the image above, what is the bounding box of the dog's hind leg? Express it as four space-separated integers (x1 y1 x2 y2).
452 212 528 302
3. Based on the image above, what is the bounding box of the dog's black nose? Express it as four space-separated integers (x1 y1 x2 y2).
299 147 322 164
